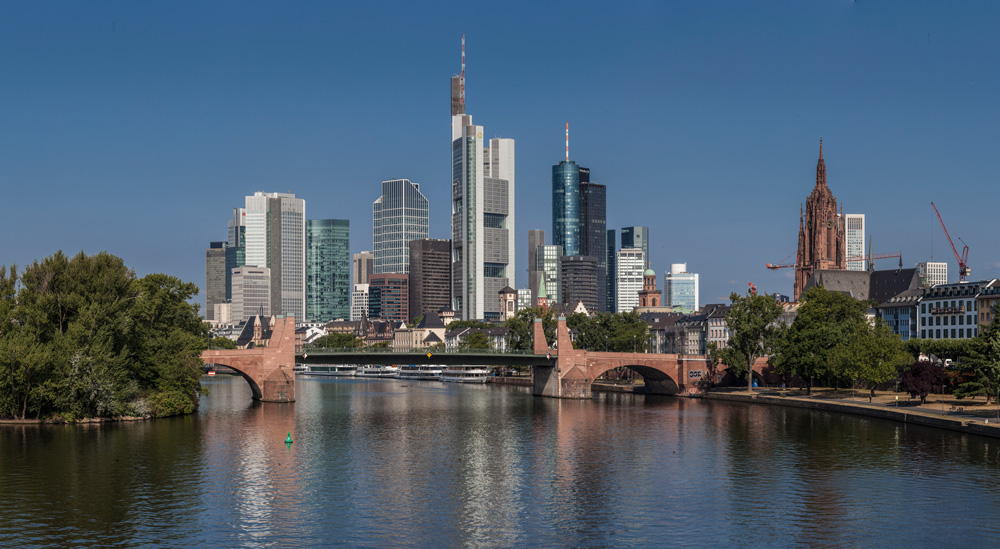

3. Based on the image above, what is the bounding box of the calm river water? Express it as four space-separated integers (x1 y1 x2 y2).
3 375 1000 547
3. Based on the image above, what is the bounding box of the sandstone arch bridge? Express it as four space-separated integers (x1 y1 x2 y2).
201 316 768 403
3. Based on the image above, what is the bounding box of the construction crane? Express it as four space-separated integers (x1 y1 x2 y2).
748 281 757 296
931 202 970 282
767 251 901 271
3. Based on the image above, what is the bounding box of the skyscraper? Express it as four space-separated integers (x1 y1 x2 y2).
606 228 616 312
351 284 370 321
370 273 409 322
244 192 306 321
621 226 649 268
372 179 429 274
918 261 948 287
552 145 581 255
409 239 452 320
450 37 516 320
795 140 846 300
231 266 271 321
536 245 563 306
306 219 350 323
225 208 246 301
844 213 866 271
579 169 608 311
353 251 374 286
664 263 700 312
205 241 227 321
616 248 645 313
528 229 545 301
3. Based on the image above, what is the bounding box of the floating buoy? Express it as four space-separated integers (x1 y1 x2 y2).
285 432 293 444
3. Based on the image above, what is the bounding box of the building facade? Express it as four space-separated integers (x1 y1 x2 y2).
621 226 649 268
552 158 581 256
351 284 370 322
450 79 516 320
231 266 271 322
244 191 306 321
580 170 608 312
616 248 645 313
536 244 563 306
978 280 1000 328
205 241 227 321
875 288 921 341
369 273 409 323
225 207 246 301
561 255 599 312
408 239 452 321
306 219 350 323
844 213 866 271
606 229 616 313
918 261 948 287
664 263 700 312
794 141 846 301
353 251 374 286
637 266 660 308
528 229 545 302
918 280 993 340
373 179 429 274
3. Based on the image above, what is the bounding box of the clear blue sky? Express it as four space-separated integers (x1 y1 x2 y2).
2 1 998 308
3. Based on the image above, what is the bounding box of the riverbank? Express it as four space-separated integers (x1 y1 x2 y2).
704 388 1000 439
0 416 149 425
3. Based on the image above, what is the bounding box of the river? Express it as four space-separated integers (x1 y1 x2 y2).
3 375 1000 547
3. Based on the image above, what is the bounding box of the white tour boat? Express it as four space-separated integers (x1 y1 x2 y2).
355 365 400 378
396 364 444 381
296 364 357 376
439 365 490 384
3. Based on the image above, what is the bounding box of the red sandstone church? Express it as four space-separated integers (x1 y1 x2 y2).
794 140 846 301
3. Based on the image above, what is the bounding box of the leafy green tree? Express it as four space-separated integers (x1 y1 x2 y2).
900 360 948 404
832 318 911 401
447 319 494 330
772 286 868 393
503 307 557 351
710 288 784 392
462 331 491 350
208 337 238 350
313 333 360 349
953 313 1000 403
903 338 973 362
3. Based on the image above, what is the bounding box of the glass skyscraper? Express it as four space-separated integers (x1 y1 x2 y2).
306 219 351 323
244 192 306 322
606 229 616 312
579 171 607 311
552 160 581 256
373 179 429 274
665 263 699 312
621 227 650 268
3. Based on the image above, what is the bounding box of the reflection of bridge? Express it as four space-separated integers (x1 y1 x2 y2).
201 316 767 403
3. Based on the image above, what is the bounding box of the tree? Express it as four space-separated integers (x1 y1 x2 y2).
900 360 948 404
447 319 494 330
953 310 1000 403
833 318 911 401
503 307 556 351
313 333 360 349
772 286 868 393
208 337 238 350
709 288 784 392
566 311 648 352
462 331 491 350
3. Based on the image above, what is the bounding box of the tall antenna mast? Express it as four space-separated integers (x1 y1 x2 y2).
460 35 466 107
565 123 569 161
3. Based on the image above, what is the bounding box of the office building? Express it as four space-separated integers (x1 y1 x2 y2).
353 251 374 286
621 226 649 268
561 255 599 312
306 219 350 323
616 248 645 313
517 288 532 311
244 192 306 321
665 263 700 312
918 280 996 340
226 208 246 301
918 261 948 287
552 154 581 255
351 284 370 321
409 239 451 320
370 273 409 323
844 214 866 271
606 229 616 312
231 266 271 322
205 241 227 321
528 229 545 301
536 245 563 305
450 38 516 320
373 178 429 274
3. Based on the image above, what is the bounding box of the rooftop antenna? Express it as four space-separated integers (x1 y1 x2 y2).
460 35 466 107
565 123 569 162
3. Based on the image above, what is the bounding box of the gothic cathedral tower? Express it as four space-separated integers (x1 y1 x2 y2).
794 140 846 301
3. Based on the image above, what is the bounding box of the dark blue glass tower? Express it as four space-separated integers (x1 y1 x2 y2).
552 160 581 256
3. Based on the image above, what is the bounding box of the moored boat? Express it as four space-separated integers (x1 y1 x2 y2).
355 365 400 378
297 364 358 376
396 364 443 380
439 365 490 384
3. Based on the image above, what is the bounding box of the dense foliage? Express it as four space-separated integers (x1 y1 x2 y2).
313 333 360 349
900 361 948 404
566 311 649 352
952 312 1000 402
503 307 557 351
0 252 208 420
709 289 785 391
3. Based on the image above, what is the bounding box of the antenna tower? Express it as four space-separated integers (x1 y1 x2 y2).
565 123 569 161
460 35 466 106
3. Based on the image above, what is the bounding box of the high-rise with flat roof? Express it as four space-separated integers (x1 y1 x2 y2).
232 266 271 321
409 239 451 320
225 208 246 301
373 179 428 274
918 261 948 287
844 214 866 271
579 169 607 311
244 192 305 321
353 251 374 286
665 263 700 312
528 229 545 302
621 227 649 268
616 248 645 313
606 229 616 312
351 284 369 321
450 37 516 320
561 255 599 312
306 219 350 322
536 245 563 305
370 273 409 323
205 241 227 321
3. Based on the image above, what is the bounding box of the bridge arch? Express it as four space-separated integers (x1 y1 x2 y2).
591 364 680 395
204 361 263 400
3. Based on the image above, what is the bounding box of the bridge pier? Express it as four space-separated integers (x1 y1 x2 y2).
201 316 297 404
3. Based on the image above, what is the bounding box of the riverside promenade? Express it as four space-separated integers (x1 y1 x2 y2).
705 388 1000 439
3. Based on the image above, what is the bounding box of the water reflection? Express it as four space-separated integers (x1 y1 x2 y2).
4 376 1000 547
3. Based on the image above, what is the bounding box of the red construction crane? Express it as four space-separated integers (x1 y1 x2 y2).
748 281 757 296
931 202 970 282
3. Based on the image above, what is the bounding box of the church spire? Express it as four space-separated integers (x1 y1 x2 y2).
815 138 827 188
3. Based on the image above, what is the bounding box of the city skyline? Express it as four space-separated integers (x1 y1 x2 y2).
3 2 999 307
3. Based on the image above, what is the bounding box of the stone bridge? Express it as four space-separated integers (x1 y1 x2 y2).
532 316 768 399
201 316 296 403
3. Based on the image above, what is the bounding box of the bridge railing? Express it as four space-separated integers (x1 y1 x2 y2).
300 345 541 356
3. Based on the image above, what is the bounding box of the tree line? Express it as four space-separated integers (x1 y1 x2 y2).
0 252 209 420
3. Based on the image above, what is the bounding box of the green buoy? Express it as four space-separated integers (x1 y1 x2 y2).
285 432 293 444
